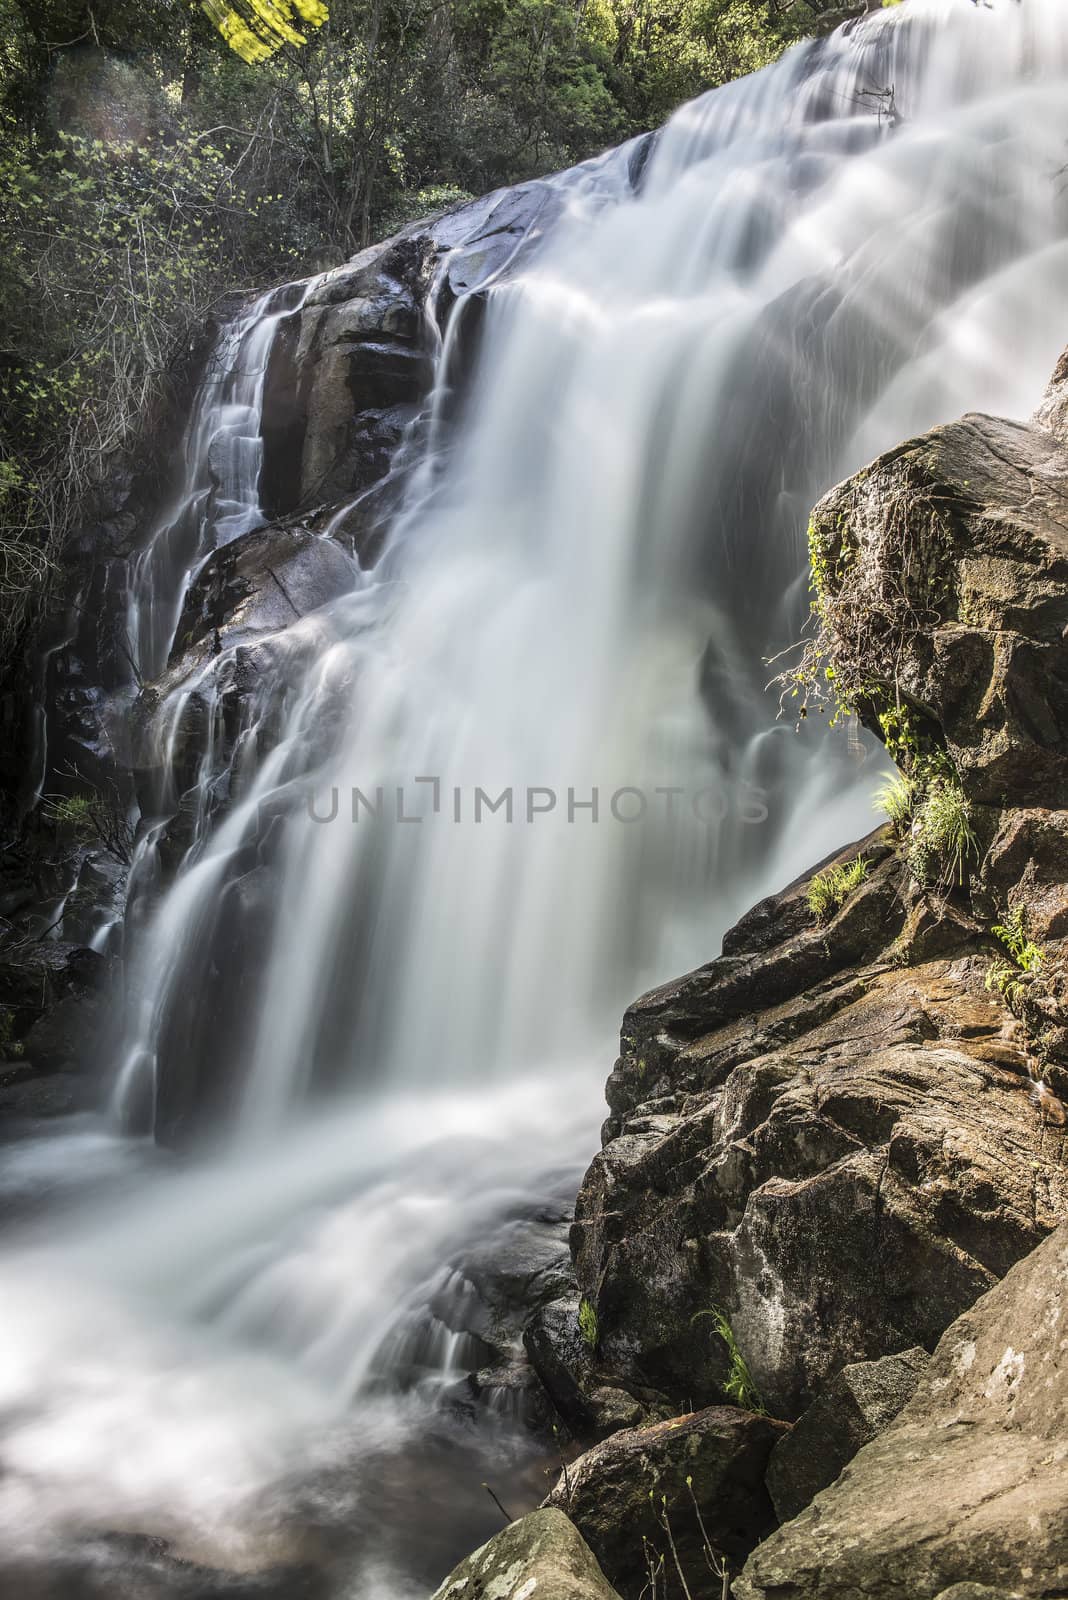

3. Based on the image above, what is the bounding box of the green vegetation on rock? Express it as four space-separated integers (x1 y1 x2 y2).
807 856 868 923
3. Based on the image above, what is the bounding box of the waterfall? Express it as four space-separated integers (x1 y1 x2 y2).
5 0 1068 1593
117 0 1068 1142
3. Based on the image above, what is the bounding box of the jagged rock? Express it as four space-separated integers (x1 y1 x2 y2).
735 1223 1068 1600
765 1346 929 1523
544 1408 787 1600
431 1507 621 1600
809 411 1068 808
569 827 1066 1420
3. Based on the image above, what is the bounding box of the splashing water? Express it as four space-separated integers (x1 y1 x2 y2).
5 1 1068 1593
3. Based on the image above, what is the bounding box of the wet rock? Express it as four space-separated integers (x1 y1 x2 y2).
0 1534 331 1600
809 411 1068 808
765 1346 929 1523
0 940 112 1075
544 1407 788 1600
736 1222 1068 1600
523 1296 654 1440
431 1507 621 1600
170 518 356 665
0 1068 91 1121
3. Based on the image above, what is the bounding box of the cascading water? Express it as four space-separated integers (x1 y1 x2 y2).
5 1 1068 1594
125 282 310 684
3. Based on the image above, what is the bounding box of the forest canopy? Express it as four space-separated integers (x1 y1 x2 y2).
0 0 824 668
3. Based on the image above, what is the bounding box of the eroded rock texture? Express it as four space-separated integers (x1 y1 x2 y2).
562 833 1065 1423
809 403 1068 811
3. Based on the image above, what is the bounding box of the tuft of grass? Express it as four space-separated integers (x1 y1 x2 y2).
873 772 915 834
578 1295 599 1352
807 856 869 923
693 1308 766 1415
907 776 977 889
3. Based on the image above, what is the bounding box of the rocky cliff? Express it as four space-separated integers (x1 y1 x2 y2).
458 351 1068 1597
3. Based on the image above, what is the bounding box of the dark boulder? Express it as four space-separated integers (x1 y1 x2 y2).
765 1346 929 1523
544 1407 788 1600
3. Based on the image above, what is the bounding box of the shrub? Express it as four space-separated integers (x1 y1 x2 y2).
873 771 915 833
985 905 1045 1008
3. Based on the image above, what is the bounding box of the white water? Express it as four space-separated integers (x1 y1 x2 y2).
6 0 1068 1593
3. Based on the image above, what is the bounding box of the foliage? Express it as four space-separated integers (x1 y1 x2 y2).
693 1306 766 1413
906 776 977 891
985 905 1045 1008
0 1008 25 1060
578 1294 599 1349
993 905 1046 975
42 776 134 862
42 792 94 837
807 855 868 923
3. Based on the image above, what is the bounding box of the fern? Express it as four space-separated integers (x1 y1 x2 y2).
693 1308 766 1415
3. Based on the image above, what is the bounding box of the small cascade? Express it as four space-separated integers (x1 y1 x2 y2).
125 281 311 685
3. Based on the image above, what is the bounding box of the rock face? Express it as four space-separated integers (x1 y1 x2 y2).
809 413 1068 809
765 1346 929 1524
545 1408 787 1600
562 827 1065 1422
736 1223 1068 1600
431 1508 621 1600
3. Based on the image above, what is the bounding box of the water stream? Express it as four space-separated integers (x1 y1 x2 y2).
4 1 1068 1594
